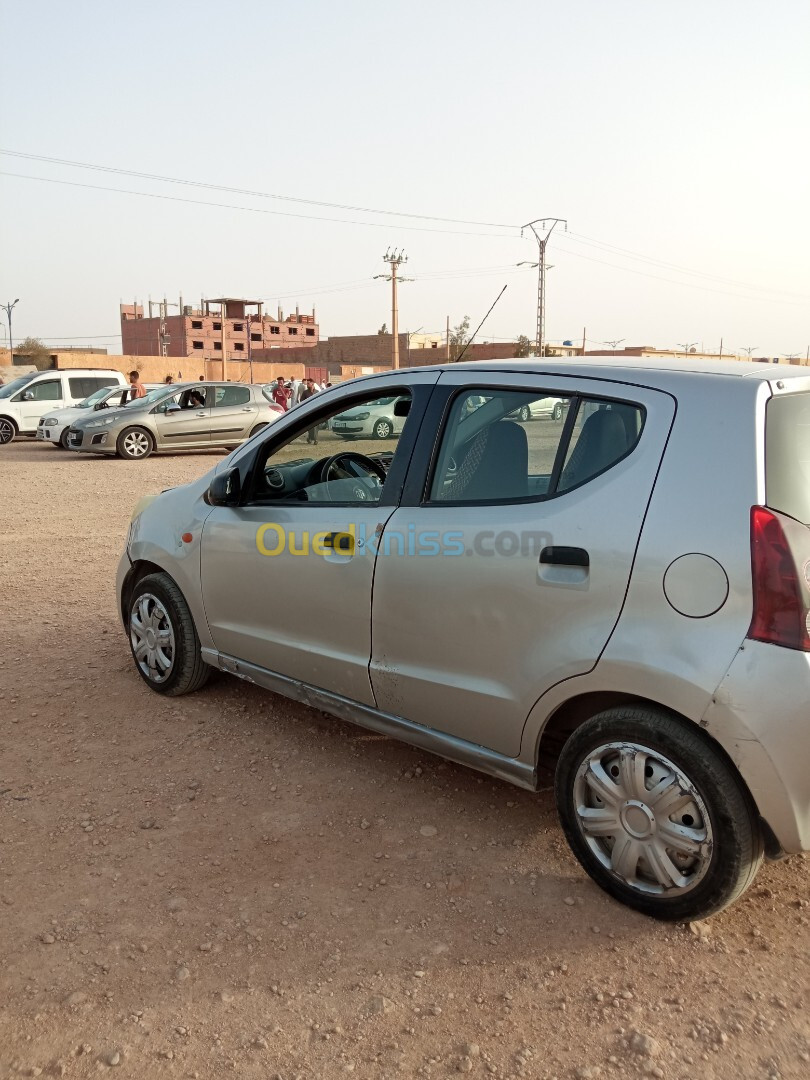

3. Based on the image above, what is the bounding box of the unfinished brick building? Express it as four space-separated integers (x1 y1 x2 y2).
120 298 319 360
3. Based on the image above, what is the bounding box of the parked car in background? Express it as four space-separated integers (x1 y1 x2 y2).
511 395 568 422
37 383 161 449
331 395 407 439
116 358 810 921
68 381 284 459
0 368 127 445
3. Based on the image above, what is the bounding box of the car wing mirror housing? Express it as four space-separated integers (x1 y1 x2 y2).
206 467 241 507
165 402 182 413
394 399 411 417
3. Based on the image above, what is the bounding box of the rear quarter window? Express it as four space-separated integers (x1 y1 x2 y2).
766 392 810 524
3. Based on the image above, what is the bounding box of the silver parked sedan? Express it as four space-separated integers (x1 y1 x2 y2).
116 358 810 920
68 382 284 459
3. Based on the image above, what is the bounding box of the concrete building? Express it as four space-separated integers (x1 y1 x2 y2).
120 298 319 362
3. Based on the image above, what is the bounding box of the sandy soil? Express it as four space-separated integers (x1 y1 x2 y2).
0 438 808 1080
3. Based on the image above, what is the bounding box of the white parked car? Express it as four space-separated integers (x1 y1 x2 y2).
0 368 127 445
37 383 160 449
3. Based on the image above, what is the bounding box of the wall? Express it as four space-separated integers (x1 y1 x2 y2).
45 352 387 385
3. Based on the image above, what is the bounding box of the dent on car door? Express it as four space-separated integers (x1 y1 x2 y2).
369 375 676 757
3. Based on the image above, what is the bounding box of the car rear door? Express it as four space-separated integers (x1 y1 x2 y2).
209 384 258 443
369 371 676 757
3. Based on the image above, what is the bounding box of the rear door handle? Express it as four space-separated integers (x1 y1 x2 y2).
539 546 589 567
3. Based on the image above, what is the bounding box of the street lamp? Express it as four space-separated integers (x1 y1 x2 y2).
2 299 20 363
740 346 759 360
677 341 697 358
603 338 625 351
406 326 423 367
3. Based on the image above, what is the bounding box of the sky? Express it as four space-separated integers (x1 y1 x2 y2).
1 0 808 358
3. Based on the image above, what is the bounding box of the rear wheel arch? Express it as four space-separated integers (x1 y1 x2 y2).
534 690 768 838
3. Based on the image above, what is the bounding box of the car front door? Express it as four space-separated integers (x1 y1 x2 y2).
16 378 64 432
199 374 439 704
369 371 676 757
209 384 258 444
153 386 213 448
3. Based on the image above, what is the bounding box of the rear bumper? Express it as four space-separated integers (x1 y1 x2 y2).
703 639 810 853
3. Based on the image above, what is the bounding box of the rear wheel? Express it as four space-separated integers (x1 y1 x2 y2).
553 402 564 421
128 573 210 696
249 423 268 437
117 426 154 460
0 417 17 445
555 706 763 920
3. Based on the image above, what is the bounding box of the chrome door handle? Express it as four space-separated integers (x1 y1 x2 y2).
241 407 254 412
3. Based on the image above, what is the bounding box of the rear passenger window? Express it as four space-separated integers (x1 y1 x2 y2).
214 386 251 407
69 377 118 399
766 392 810 525
430 389 643 504
557 400 644 493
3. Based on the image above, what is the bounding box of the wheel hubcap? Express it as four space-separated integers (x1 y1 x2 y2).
573 742 713 896
129 593 175 683
0 420 13 444
125 432 149 457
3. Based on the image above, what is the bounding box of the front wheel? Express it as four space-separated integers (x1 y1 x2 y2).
517 404 531 423
373 418 393 439
555 706 763 920
117 426 154 460
0 417 17 445
553 402 564 421
250 423 268 438
59 427 72 449
128 573 210 696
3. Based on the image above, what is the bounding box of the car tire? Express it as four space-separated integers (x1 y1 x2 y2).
373 418 393 439
517 404 531 423
553 402 564 421
250 423 268 437
117 426 155 460
59 428 72 449
127 573 210 697
0 417 17 445
555 705 763 921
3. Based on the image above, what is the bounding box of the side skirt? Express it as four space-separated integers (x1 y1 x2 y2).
201 648 538 792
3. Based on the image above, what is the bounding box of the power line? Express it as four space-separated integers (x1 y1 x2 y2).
0 148 519 230
565 230 807 300
0 172 520 239
554 243 808 307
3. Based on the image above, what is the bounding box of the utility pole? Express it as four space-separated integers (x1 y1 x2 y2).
522 218 566 357
2 299 20 363
446 315 450 361
677 341 698 358
374 250 413 369
246 313 254 383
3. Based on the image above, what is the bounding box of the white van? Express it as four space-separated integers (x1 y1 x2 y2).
0 369 127 445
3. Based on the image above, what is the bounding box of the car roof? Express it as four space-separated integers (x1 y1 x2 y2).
379 356 810 393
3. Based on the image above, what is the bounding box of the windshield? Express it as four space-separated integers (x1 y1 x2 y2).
124 387 170 408
766 391 810 524
0 372 40 399
76 386 119 410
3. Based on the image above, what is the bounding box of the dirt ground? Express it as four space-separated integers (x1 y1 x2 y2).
0 438 808 1080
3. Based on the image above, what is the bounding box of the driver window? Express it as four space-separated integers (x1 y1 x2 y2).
248 390 413 504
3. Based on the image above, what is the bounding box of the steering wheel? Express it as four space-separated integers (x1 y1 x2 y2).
320 452 387 502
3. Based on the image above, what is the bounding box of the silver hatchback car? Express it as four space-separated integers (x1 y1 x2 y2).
116 359 810 920
68 381 284 459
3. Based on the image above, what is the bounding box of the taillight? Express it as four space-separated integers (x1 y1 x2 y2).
748 506 810 651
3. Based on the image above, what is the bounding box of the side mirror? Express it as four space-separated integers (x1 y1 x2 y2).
206 467 241 507
93 402 107 411
22 390 34 401
394 398 411 417
165 402 182 414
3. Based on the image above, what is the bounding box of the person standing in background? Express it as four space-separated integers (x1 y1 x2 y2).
129 370 146 400
271 376 290 411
